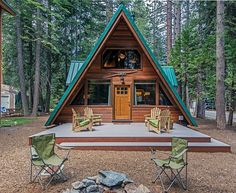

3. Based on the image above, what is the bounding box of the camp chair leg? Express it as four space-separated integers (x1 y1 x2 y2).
30 162 33 182
164 167 187 192
152 166 165 183
31 166 44 183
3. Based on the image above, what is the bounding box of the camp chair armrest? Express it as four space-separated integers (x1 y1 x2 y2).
170 148 188 159
150 148 170 159
144 114 150 117
55 143 73 150
55 144 72 159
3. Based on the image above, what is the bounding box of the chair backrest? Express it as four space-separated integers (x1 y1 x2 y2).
72 108 76 115
171 137 188 163
84 107 93 118
160 109 170 127
150 107 161 119
31 133 55 160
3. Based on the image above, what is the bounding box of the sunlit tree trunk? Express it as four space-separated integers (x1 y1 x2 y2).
216 0 226 129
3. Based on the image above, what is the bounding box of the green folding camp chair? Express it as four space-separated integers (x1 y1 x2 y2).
151 138 188 193
30 133 71 189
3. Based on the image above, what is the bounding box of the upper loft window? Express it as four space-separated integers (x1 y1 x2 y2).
102 49 141 69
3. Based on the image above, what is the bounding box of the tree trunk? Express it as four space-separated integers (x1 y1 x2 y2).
173 0 182 98
196 69 205 118
227 79 235 126
15 1 29 116
45 51 51 113
173 0 181 43
216 0 226 129
31 1 42 116
28 40 34 110
45 0 52 113
228 99 235 126
166 0 172 64
183 0 189 108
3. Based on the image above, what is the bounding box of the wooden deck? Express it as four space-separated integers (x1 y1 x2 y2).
29 123 231 152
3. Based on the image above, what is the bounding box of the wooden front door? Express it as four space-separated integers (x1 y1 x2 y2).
114 85 131 120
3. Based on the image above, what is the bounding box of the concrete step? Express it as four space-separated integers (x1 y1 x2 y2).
59 138 231 152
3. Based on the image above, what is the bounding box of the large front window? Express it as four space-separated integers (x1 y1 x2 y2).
134 81 156 105
102 49 141 69
88 80 110 105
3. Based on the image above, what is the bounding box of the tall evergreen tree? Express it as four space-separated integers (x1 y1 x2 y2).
216 0 226 129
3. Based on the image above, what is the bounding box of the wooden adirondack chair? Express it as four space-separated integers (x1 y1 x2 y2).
148 109 171 133
84 107 103 126
144 107 161 127
72 108 92 132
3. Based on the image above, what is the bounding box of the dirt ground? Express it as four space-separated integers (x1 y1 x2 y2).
0 116 236 193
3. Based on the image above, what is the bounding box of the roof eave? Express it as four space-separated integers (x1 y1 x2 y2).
0 0 16 16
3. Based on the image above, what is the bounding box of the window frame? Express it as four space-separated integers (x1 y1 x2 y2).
87 79 111 106
133 80 156 106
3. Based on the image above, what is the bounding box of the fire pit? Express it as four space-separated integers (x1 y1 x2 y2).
62 170 150 193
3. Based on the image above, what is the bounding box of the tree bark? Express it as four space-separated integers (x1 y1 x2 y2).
45 0 52 113
15 1 29 116
216 0 226 129
28 40 34 110
196 68 205 118
173 0 181 43
227 79 235 126
183 0 190 108
166 0 172 64
31 1 42 116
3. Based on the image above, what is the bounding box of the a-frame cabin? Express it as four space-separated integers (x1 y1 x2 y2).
45 4 196 127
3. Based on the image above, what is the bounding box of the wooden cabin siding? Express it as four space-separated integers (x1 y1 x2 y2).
132 106 182 123
55 105 181 124
55 105 113 123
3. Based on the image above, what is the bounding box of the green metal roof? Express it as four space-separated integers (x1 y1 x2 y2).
161 66 178 87
66 61 84 86
66 62 178 88
45 4 197 126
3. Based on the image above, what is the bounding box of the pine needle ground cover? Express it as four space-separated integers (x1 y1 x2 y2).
0 117 37 127
0 116 236 193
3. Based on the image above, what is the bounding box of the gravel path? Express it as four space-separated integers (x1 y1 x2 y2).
0 117 236 193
